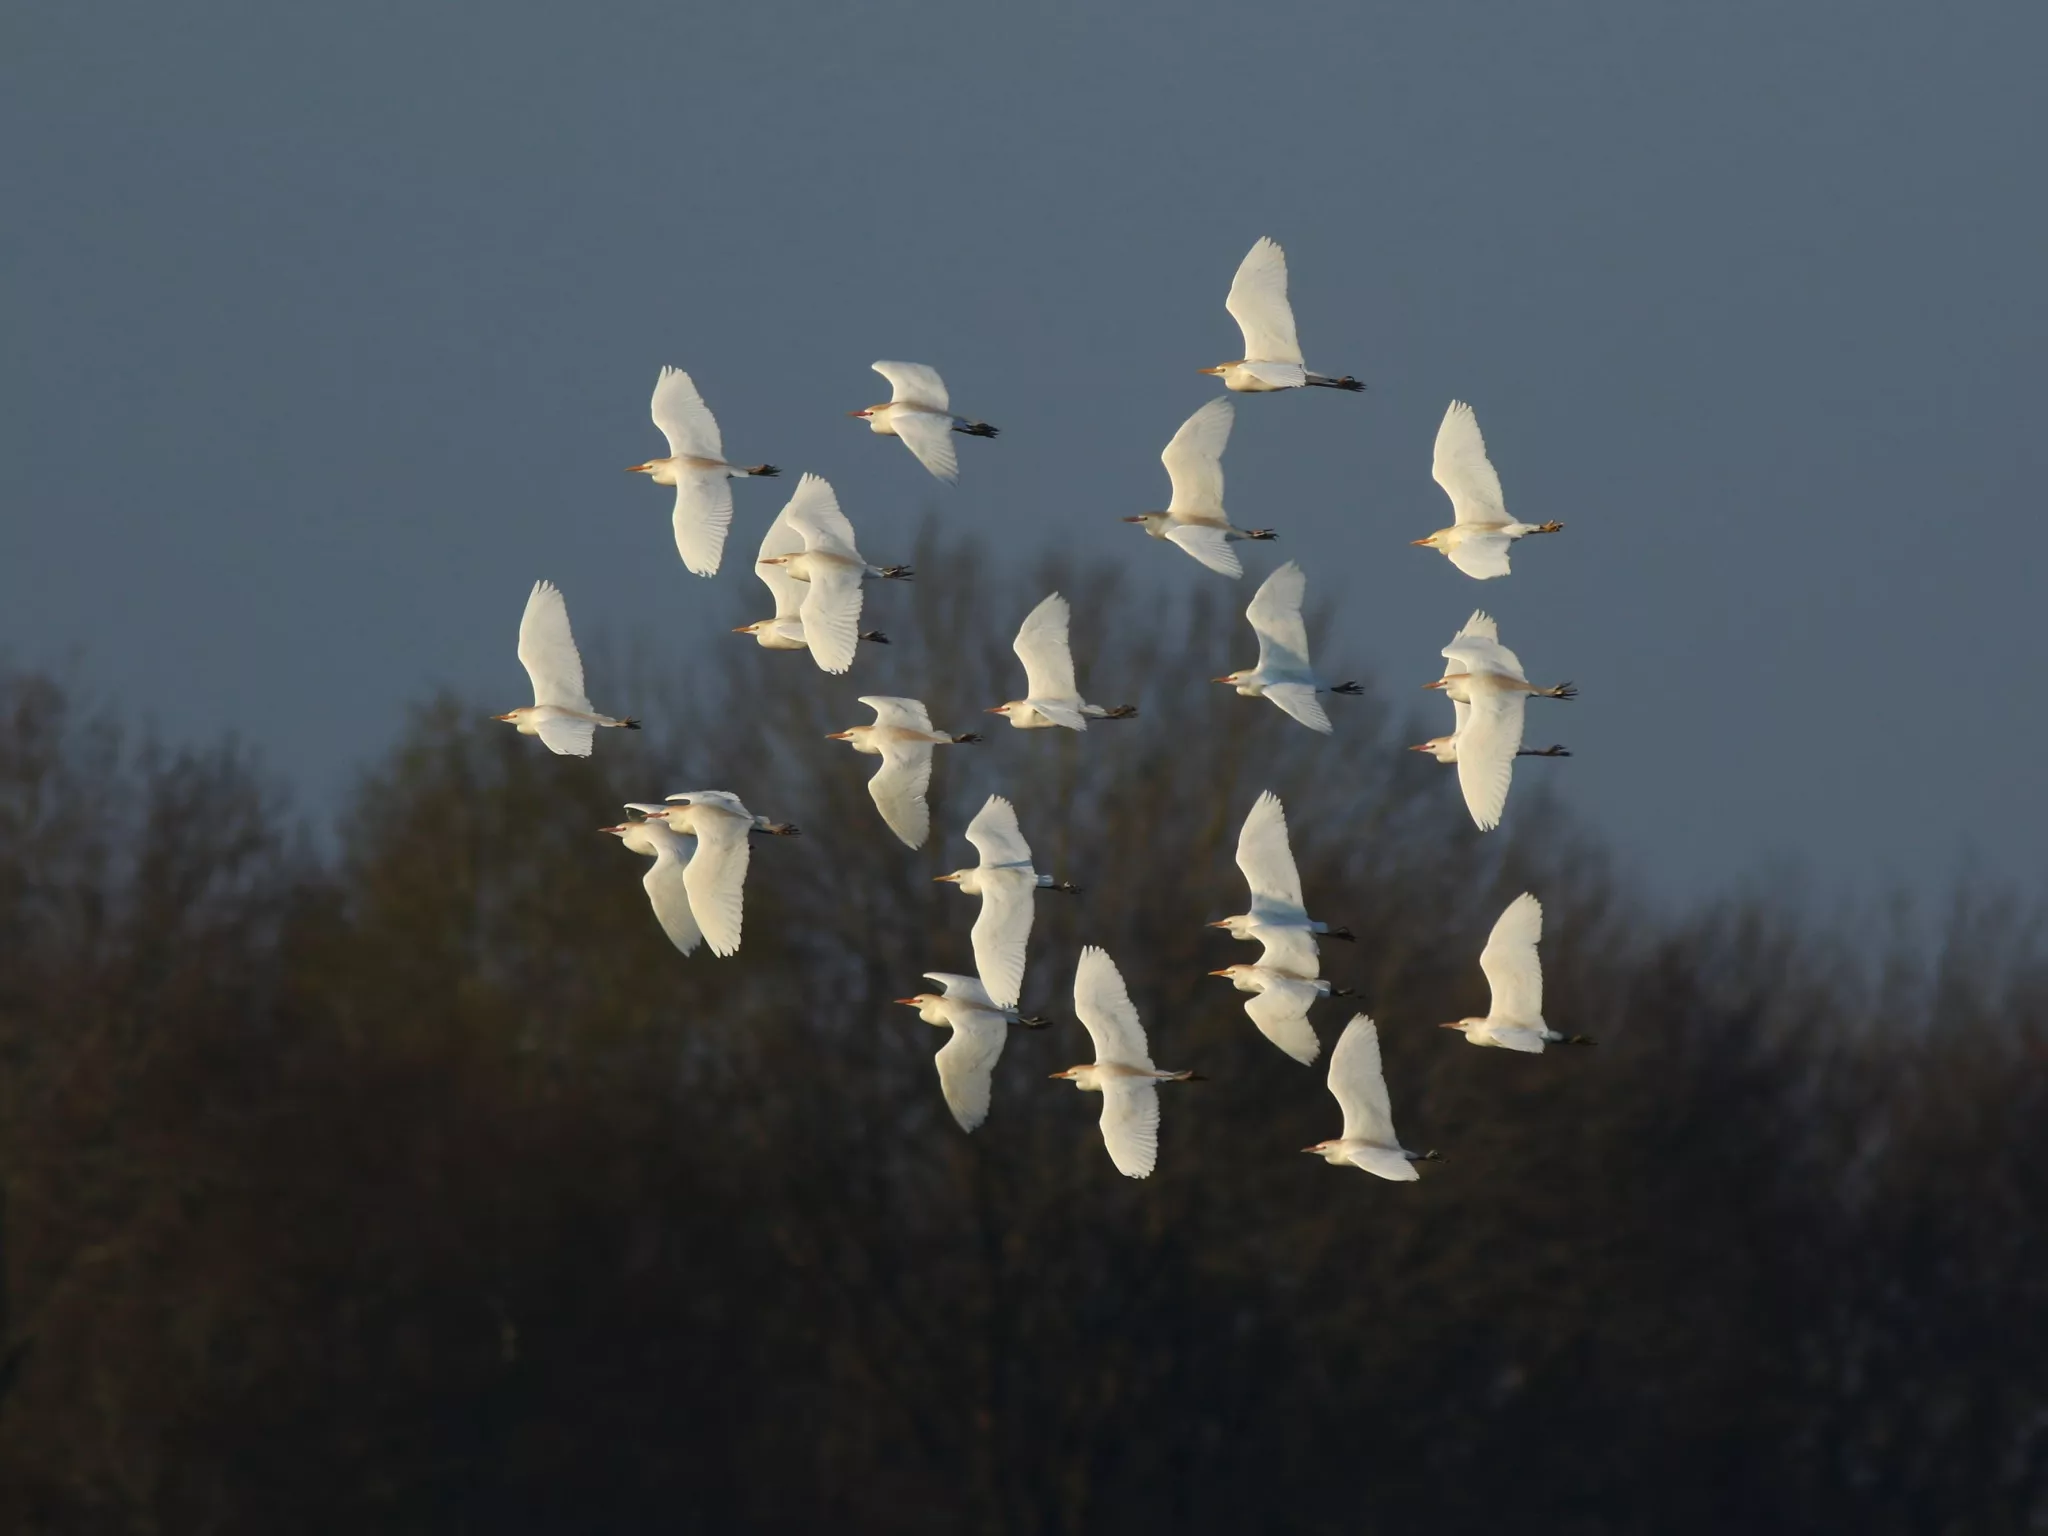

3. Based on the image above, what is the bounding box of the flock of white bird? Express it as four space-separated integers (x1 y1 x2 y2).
496 237 1589 1182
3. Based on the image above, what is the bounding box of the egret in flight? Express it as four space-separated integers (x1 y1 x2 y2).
1304 1016 1444 1180
1051 947 1199 1180
1214 562 1362 733
627 367 779 577
1121 398 1275 578
494 581 638 755
935 795 1079 1009
1200 237 1364 393
753 474 911 675
895 971 1050 1133
1209 791 1352 979
987 592 1137 730
1440 893 1595 1052
827 696 982 849
733 490 891 667
1411 400 1562 580
1425 611 1576 831
849 361 998 483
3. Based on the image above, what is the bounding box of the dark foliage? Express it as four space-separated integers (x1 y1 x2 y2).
1 541 2043 1533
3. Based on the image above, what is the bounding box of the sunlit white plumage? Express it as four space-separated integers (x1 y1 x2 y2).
1199 238 1365 394
1051 947 1197 1179
627 367 780 577
751 475 911 674
1411 401 1562 579
1441 893 1593 1051
600 814 702 957
895 970 1048 1133
935 796 1077 1009
629 790 799 958
1206 963 1334 1065
848 361 999 483
732 493 891 664
1213 562 1361 733
1208 791 1351 979
1425 611 1577 831
986 592 1137 730
1304 1016 1440 1179
1120 399 1276 577
494 581 639 756
828 696 981 850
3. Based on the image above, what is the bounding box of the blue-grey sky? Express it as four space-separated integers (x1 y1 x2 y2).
5 2 2044 901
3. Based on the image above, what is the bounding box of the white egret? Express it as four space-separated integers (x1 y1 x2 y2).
1213 562 1361 734
1051 947 1199 1180
1425 611 1577 831
894 971 1050 1133
1305 1016 1443 1180
1207 964 1354 1066
987 592 1137 730
1199 237 1364 393
626 367 780 577
630 791 800 958
1440 893 1595 1052
1208 791 1352 979
827 696 982 850
494 581 639 756
934 795 1079 1010
600 815 701 957
1411 401 1561 580
752 474 911 675
731 493 891 665
848 361 998 483
1121 398 1275 578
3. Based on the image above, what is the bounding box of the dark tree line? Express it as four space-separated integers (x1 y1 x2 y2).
1 534 2043 1533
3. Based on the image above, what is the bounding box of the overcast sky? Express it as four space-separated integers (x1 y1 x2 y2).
5 1 2044 904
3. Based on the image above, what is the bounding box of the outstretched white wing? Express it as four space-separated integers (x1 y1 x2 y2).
1098 1078 1161 1179
1442 613 1527 683
1165 523 1243 578
680 809 751 958
1432 400 1509 530
861 695 936 733
1014 592 1080 703
649 366 725 460
517 581 590 711
1073 946 1153 1069
1453 689 1524 831
640 831 704 958
1161 398 1232 517
1248 561 1313 679
964 794 1032 869
934 1011 1008 1133
1479 893 1544 1024
1448 532 1515 581
971 869 1035 1011
889 410 960 484
1262 683 1332 735
925 971 990 1003
1253 927 1320 980
670 469 734 578
784 473 862 561
755 501 806 620
1327 1015 1398 1144
868 740 935 849
872 360 950 412
799 561 863 675
1235 791 1305 916
1244 983 1321 1065
1225 236 1303 364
